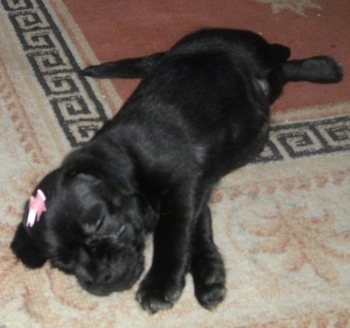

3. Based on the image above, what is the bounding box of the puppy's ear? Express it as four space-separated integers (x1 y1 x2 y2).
10 223 47 268
269 44 291 64
65 156 137 196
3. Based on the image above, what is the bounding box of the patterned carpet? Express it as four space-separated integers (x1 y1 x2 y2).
1 1 349 327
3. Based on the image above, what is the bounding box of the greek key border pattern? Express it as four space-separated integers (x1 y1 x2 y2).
1 0 108 146
254 115 350 163
2 0 349 161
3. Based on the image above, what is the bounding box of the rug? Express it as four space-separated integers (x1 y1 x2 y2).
0 1 349 327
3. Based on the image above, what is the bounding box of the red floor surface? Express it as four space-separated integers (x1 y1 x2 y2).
62 0 349 112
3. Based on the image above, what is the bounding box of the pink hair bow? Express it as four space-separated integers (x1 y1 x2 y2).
26 189 47 227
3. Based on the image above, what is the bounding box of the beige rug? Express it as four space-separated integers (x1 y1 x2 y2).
1 1 349 327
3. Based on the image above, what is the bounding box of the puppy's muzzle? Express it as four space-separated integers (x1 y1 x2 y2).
76 249 145 296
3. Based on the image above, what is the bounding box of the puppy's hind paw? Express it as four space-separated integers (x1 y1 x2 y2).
305 56 343 83
79 64 110 78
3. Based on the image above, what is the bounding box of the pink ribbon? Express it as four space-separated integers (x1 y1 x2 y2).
26 189 47 227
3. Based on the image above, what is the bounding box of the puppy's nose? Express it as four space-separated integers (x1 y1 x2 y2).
80 277 93 289
102 273 112 283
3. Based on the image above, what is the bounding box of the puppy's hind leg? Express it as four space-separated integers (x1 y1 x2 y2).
282 56 343 84
191 206 226 310
267 56 343 103
80 52 165 79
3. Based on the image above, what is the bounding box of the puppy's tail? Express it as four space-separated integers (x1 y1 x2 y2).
282 56 343 84
80 52 165 79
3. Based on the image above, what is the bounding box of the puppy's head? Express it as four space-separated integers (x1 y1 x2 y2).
11 150 152 296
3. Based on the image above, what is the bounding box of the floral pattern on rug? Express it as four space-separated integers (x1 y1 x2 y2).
1 1 350 327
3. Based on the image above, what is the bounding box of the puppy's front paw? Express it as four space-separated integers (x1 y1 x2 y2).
136 272 185 313
192 254 226 310
194 269 226 310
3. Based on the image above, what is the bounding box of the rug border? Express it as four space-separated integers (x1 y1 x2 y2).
1 0 349 162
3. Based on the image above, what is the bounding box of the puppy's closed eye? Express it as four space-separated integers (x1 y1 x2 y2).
83 217 105 235
86 223 126 247
91 216 105 234
82 204 108 234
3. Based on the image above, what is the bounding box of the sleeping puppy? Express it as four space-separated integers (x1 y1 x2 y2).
11 29 342 313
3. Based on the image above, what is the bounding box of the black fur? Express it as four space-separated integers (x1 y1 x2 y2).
11 29 342 313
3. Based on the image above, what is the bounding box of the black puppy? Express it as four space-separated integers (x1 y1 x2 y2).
11 29 342 313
